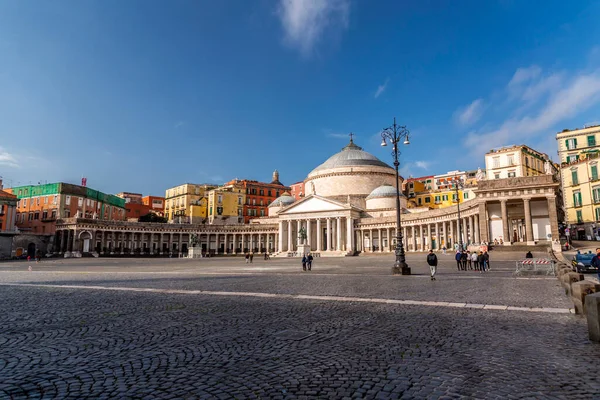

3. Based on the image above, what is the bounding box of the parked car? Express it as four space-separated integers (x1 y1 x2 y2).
571 253 599 273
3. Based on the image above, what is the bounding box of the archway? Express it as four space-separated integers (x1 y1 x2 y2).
27 243 36 257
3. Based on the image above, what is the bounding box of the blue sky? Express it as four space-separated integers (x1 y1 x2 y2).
1 0 599 196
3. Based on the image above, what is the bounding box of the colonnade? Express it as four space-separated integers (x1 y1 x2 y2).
54 229 281 255
358 214 481 253
278 216 355 254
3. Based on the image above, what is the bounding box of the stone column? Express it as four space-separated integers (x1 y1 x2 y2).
327 218 332 251
316 219 322 252
427 224 432 251
403 227 407 249
462 218 468 246
449 220 454 248
278 222 283 253
478 202 489 243
474 214 480 243
442 222 447 249
232 233 237 254
386 228 391 251
500 200 510 245
378 228 382 252
346 218 353 253
241 234 246 252
287 221 292 252
306 219 312 248
336 217 342 251
468 216 473 246
523 198 534 245
434 222 440 250
547 197 559 241
368 229 373 252
100 231 105 254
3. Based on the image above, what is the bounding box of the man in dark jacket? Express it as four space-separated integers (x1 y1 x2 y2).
307 253 313 271
477 252 485 272
455 251 462 271
426 250 438 280
591 248 600 282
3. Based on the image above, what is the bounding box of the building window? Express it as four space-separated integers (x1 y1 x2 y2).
576 210 583 223
571 170 579 185
592 165 598 181
217 195 222 203
525 157 529 167
442 195 448 201
268 190 272 197
596 208 600 221
51 210 57 219
238 208 242 216
434 196 440 203
42 211 48 220
566 138 577 150
28 213 33 221
259 189 264 196
494 173 500 179
238 196 242 205
573 191 582 207
507 155 514 166
253 199 256 205
425 197 430 203
418 198 422 205
464 192 469 199
588 135 596 147
508 170 516 178
260 209 265 217
78 197 83 207
276 191 280 197
593 186 600 203
260 200 264 206
493 157 500 168
65 195 71 205
44 197 48 204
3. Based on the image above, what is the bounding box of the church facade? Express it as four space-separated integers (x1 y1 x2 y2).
54 139 562 257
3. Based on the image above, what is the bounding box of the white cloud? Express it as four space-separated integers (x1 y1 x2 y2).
455 98 484 126
414 161 430 170
327 132 350 139
466 69 600 155
174 121 185 128
508 65 542 88
0 147 19 168
277 0 350 56
374 78 389 99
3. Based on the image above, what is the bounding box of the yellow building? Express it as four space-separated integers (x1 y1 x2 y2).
164 183 216 223
409 188 474 209
207 184 246 224
557 125 600 239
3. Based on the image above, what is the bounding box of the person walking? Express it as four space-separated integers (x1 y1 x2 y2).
455 251 462 271
249 252 254 263
471 251 478 271
245 252 249 264
426 250 438 280
483 251 490 271
477 252 485 272
591 248 600 282
301 255 307 271
307 253 313 271
442 246 447 255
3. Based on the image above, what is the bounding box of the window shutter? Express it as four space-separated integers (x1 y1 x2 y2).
566 139 570 149
578 192 582 205
593 166 598 180
574 138 578 147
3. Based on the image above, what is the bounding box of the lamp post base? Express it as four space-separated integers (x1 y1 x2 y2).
392 262 411 275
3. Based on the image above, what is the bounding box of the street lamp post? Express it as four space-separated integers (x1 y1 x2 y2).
381 117 411 275
453 176 465 252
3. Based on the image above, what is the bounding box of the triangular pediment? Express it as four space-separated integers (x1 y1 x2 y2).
279 195 348 214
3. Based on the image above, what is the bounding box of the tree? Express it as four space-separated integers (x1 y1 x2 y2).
139 213 167 223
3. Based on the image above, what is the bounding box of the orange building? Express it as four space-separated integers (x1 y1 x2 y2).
7 183 126 234
142 196 165 215
225 170 289 223
290 181 305 200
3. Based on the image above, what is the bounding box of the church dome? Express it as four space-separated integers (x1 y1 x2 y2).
304 137 399 202
269 194 295 207
309 140 393 175
366 185 405 200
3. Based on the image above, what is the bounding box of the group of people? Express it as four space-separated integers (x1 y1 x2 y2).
301 253 314 271
426 249 491 280
454 250 490 272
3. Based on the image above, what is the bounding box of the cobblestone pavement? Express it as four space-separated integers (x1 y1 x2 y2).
1 254 599 399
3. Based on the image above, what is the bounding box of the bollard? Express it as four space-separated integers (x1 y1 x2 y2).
561 272 584 296
584 292 600 343
571 281 600 315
